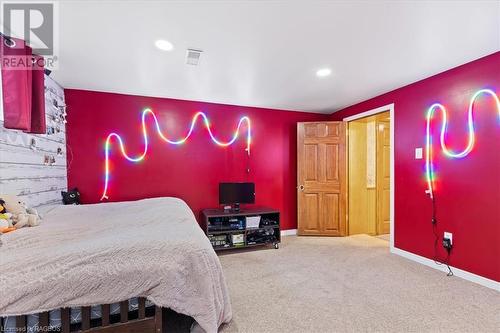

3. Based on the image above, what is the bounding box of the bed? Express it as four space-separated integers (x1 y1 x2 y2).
0 197 232 332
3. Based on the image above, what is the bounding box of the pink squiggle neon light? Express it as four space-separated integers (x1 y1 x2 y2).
425 88 499 199
101 109 251 200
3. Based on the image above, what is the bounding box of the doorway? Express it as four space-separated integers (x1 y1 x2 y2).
346 110 391 237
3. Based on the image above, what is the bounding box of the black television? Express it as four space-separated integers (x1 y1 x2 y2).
219 182 255 211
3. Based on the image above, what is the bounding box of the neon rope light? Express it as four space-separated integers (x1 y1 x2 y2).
101 109 251 200
425 88 500 199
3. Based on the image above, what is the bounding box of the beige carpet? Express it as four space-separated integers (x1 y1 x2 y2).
375 233 390 242
218 235 499 333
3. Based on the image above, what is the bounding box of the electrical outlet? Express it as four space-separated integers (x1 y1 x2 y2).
444 232 453 245
443 232 453 253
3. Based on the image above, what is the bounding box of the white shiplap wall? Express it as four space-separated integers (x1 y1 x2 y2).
0 75 67 207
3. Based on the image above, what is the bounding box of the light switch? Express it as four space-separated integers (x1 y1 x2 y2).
415 148 423 159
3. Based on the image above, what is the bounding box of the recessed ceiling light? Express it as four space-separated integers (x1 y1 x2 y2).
155 39 174 51
316 68 331 77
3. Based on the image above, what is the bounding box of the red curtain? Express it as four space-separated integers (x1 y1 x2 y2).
1 34 46 133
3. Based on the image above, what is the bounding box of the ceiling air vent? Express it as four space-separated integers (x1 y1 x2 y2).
186 49 202 65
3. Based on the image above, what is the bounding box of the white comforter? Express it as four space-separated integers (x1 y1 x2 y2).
0 197 232 332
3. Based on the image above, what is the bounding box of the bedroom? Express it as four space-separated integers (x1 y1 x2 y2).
0 1 498 332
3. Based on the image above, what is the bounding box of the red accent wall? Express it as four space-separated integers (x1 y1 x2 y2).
65 90 327 230
331 52 500 281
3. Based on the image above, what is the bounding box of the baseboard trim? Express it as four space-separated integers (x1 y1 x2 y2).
281 229 297 236
391 247 499 291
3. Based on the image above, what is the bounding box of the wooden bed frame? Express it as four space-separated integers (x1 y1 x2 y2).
1 298 193 333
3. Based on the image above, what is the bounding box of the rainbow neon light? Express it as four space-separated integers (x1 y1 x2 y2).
425 88 500 199
101 109 251 200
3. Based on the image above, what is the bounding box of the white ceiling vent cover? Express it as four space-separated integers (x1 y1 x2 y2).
186 49 203 65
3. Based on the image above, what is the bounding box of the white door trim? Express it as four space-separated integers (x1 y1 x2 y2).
343 103 395 249
343 104 395 122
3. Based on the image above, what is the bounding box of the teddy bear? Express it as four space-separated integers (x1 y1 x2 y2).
0 195 40 229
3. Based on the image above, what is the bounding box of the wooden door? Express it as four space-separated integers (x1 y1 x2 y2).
297 122 346 236
376 113 390 234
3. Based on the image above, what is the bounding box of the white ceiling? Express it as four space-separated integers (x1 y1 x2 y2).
53 1 500 113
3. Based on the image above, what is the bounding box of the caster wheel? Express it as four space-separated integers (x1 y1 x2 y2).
274 243 279 249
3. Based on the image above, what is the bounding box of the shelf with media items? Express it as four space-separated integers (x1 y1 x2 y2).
201 207 281 251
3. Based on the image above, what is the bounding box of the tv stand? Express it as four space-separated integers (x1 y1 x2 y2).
201 207 280 251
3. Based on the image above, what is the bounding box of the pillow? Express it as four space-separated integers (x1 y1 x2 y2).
61 188 81 205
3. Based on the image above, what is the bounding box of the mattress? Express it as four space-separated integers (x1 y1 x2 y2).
0 197 232 332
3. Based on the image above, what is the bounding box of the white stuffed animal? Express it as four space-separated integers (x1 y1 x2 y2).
0 195 40 229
